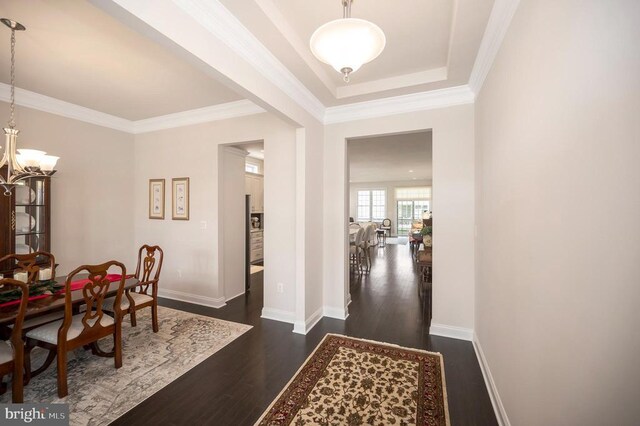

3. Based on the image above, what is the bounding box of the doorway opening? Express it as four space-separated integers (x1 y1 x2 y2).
347 130 432 277
219 140 265 307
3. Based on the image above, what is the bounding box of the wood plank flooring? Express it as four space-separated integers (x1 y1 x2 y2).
111 244 497 425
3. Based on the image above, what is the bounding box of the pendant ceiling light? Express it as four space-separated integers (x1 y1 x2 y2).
310 0 385 83
0 18 59 195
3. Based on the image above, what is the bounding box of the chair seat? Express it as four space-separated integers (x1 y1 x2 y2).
102 292 153 312
9 311 65 331
25 314 114 345
0 341 13 364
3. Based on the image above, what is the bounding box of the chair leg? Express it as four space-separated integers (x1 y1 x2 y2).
24 338 57 385
130 309 137 327
24 339 33 386
12 360 23 403
114 324 122 369
56 349 68 398
152 303 159 333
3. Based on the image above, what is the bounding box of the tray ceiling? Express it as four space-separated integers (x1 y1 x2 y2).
0 0 243 120
220 0 494 105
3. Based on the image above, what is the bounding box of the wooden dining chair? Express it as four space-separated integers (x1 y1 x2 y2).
0 278 29 403
102 245 163 333
0 252 64 332
24 261 126 398
0 251 56 284
381 218 392 238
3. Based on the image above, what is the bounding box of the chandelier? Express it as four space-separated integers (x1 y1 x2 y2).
1 18 58 196
310 0 385 82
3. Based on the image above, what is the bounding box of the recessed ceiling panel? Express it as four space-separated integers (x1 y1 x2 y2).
0 0 243 120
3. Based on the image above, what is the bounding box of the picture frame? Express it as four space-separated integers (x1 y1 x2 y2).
149 179 165 219
172 177 190 220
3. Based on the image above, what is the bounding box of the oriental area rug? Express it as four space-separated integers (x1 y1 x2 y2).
256 334 450 426
0 306 251 426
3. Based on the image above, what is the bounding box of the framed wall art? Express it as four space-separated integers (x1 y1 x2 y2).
172 177 190 220
149 179 165 219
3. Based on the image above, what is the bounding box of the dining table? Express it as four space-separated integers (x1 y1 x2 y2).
0 274 140 326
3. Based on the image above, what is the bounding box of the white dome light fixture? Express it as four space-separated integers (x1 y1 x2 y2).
310 0 385 83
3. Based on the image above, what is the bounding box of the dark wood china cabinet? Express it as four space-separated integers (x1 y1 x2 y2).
0 168 52 276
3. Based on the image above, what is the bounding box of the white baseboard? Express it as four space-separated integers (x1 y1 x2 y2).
261 307 295 324
473 333 511 426
224 291 245 303
322 306 349 320
158 288 226 308
293 307 324 335
429 323 474 341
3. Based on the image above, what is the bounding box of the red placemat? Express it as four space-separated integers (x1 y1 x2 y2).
0 274 134 308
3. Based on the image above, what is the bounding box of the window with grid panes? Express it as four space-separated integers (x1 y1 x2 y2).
356 189 385 222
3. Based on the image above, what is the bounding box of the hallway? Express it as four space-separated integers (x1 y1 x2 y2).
114 244 497 425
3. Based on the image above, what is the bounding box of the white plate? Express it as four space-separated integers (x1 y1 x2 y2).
15 244 31 255
15 212 36 233
15 186 36 204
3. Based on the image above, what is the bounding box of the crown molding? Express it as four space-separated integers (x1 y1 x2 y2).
0 83 267 134
0 82 133 133
336 68 449 99
173 0 326 123
222 146 250 158
254 0 337 97
2 82 475 131
468 0 521 95
133 100 265 134
324 85 475 124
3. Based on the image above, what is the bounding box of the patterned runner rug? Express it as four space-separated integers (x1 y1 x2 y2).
256 334 449 425
0 306 251 425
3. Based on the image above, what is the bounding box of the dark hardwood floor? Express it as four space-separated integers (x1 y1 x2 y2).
111 243 497 426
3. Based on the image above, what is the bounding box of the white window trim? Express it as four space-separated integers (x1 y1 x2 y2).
356 189 386 222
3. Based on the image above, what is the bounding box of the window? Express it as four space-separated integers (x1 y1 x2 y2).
397 200 431 235
395 186 432 200
245 163 259 173
356 190 385 222
395 187 432 235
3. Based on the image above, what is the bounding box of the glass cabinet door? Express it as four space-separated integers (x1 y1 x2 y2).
13 178 48 260
1 168 52 274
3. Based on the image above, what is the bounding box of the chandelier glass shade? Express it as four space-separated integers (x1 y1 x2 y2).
310 1 385 82
0 18 58 195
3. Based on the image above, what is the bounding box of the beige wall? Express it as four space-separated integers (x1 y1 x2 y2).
324 105 476 332
0 102 135 274
474 1 640 424
133 113 300 317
